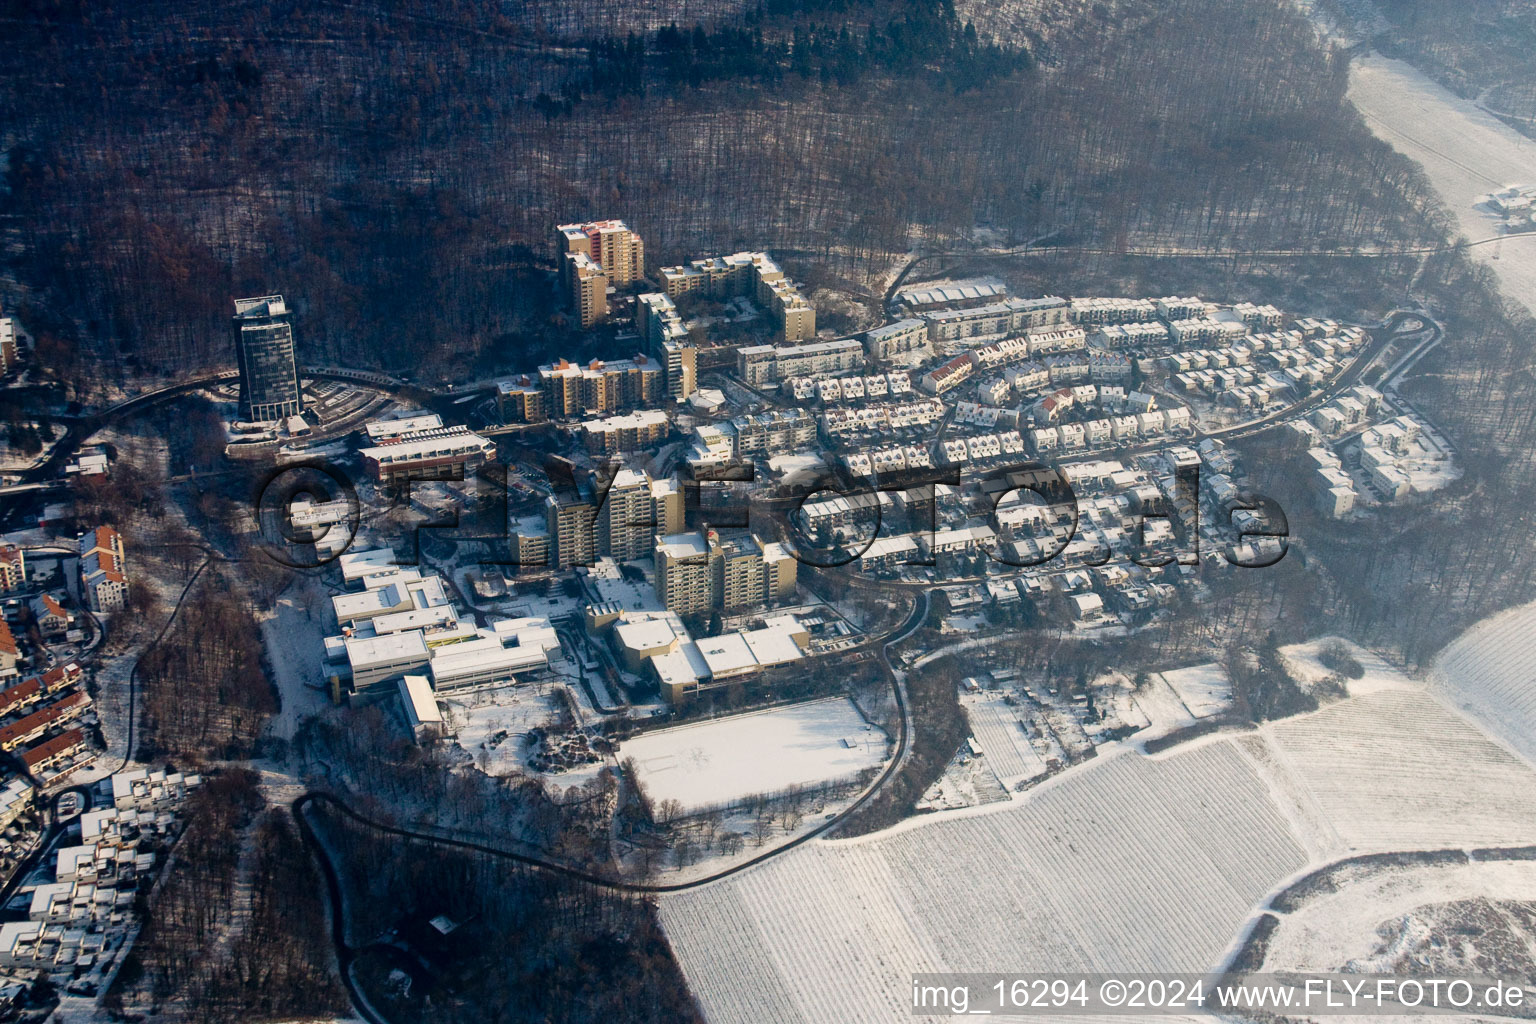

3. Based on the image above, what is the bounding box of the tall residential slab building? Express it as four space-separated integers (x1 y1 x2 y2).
595 468 686 561
597 468 657 562
556 220 645 287
545 489 597 569
232 295 303 422
655 531 714 617
557 220 644 328
636 293 697 402
565 253 609 328
653 529 795 617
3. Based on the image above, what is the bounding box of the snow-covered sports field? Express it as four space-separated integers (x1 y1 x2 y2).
620 698 887 814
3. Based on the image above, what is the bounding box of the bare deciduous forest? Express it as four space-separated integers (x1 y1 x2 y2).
136 568 277 761
0 0 1441 376
1360 0 1536 119
107 771 348 1022
8 0 1536 1019
310 803 704 1024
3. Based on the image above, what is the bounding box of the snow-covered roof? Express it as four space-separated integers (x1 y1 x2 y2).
695 633 757 677
652 644 711 689
397 675 443 728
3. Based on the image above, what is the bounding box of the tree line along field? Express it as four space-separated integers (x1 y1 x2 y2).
659 664 1536 1024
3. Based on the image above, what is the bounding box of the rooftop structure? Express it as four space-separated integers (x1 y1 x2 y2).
365 413 444 441
897 278 1007 311
397 675 443 739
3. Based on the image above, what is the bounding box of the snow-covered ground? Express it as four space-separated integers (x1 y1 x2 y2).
439 685 567 777
1259 688 1536 853
662 741 1306 1024
1349 53 1536 315
258 574 337 741
1429 597 1536 764
661 651 1536 1024
1278 636 1402 695
1260 859 1536 975
620 698 887 814
0 421 65 472
1128 671 1198 738
1156 662 1232 719
959 690 1050 786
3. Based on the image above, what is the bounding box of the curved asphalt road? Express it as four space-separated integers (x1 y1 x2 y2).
292 590 927 1020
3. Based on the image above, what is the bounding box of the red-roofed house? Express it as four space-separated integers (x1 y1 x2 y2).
29 594 68 637
21 727 92 778
79 527 128 613
0 621 18 679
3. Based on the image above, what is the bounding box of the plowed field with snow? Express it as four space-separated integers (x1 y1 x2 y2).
662 742 1308 1024
1430 598 1536 764
663 654 1536 1024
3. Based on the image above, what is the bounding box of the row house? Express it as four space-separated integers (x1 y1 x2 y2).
968 335 1031 372
1003 362 1050 395
1231 302 1284 328
1093 321 1169 348
784 371 910 403
1027 326 1088 357
1089 350 1133 383
0 664 81 720
863 319 929 360
1069 296 1158 324
1155 296 1206 321
1168 317 1246 347
858 535 919 574
916 355 975 395
0 691 93 752
21 727 93 781
1044 353 1091 384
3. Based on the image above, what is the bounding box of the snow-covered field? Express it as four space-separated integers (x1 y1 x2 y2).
662 650 1536 1024
1260 688 1536 852
1156 662 1232 719
1349 53 1536 315
959 691 1049 785
620 698 886 814
662 741 1305 1024
1261 859 1536 975
1128 672 1198 738
1429 597 1536 764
